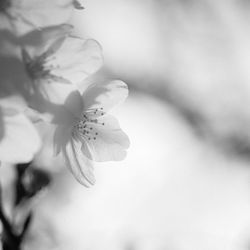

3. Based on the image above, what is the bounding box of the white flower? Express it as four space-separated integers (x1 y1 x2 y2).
0 0 81 35
0 96 41 164
22 25 103 106
53 80 130 186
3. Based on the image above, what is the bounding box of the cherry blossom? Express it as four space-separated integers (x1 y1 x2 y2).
53 80 130 186
22 25 103 106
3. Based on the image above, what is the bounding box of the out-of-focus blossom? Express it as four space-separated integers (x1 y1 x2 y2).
22 25 103 106
0 25 73 104
0 96 41 164
53 80 130 186
0 0 82 35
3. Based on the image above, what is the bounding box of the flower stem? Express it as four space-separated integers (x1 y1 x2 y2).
0 206 21 250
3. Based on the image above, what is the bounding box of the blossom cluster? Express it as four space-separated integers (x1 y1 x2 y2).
0 0 130 186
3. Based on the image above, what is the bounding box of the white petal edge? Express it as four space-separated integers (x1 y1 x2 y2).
9 1 74 35
83 115 130 162
51 38 103 84
82 80 128 113
62 136 95 187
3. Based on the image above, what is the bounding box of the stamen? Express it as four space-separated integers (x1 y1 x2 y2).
24 50 72 84
73 111 105 141
85 107 106 117
26 55 57 80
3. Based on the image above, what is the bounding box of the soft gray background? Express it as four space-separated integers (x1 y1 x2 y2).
20 0 250 249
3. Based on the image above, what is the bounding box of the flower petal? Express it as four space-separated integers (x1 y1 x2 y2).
36 80 77 106
62 137 95 187
7 0 75 35
0 95 27 115
0 52 32 101
53 125 71 155
50 38 103 84
31 83 83 120
63 90 83 118
83 115 130 162
24 107 52 123
21 24 72 59
54 125 95 186
82 80 128 113
0 110 41 164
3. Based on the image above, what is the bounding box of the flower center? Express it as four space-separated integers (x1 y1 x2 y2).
23 50 71 84
73 108 105 141
25 55 60 83
0 0 11 12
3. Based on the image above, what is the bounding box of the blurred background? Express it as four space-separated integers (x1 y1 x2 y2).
12 0 250 249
